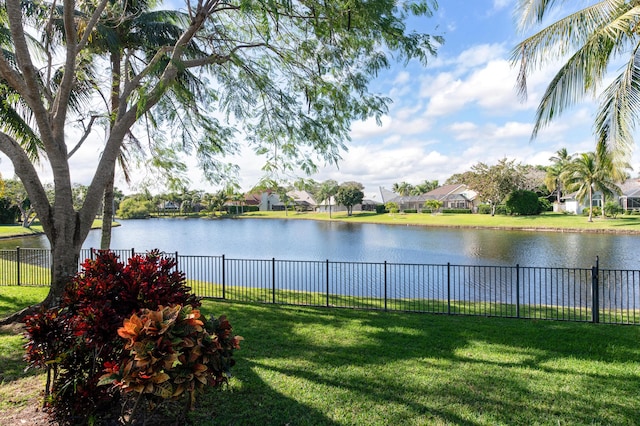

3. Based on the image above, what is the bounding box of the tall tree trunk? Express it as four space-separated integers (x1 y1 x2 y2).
100 50 121 250
100 169 115 249
42 204 86 307
588 188 593 222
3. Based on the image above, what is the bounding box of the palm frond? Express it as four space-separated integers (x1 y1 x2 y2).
593 41 640 164
513 1 632 101
518 4 640 138
517 0 565 30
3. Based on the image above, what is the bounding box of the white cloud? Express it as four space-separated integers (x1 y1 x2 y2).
424 59 524 117
350 116 393 140
455 44 507 70
393 71 411 85
492 0 513 12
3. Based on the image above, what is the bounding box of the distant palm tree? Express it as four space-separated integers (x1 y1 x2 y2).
595 142 630 218
412 179 439 195
544 148 573 204
561 152 621 222
392 181 414 197
316 180 339 218
513 0 640 165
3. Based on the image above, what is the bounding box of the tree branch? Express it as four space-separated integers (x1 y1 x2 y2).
76 0 110 52
0 132 52 234
4 0 53 144
68 115 100 159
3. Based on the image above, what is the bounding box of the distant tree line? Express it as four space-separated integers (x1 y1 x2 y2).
1 146 630 224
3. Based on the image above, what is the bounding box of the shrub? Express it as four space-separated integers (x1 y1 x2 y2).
538 197 553 212
477 205 507 215
582 206 602 217
505 190 541 215
24 250 239 425
117 198 153 219
403 209 418 213
604 201 623 218
441 208 472 214
100 306 241 421
384 202 399 214
375 204 387 214
494 205 508 215
423 199 443 212
478 205 492 214
0 197 20 224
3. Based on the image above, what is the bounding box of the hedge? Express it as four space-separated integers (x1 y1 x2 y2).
442 208 472 214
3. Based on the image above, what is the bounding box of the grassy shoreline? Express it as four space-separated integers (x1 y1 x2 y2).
0 219 117 241
2 212 640 240
240 210 640 234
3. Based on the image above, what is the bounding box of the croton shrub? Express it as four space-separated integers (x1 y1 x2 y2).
24 250 240 425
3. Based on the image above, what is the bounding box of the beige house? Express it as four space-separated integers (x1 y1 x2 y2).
380 184 478 212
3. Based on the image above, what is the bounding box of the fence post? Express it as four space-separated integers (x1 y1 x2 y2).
592 256 600 323
16 246 20 286
175 251 179 272
90 247 95 260
131 248 135 259
516 264 520 318
221 255 226 300
384 261 388 311
272 257 276 304
325 259 329 307
447 262 451 315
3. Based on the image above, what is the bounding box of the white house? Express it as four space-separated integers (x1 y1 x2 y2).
257 190 317 211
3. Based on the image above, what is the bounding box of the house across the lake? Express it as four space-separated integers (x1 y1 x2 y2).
558 178 640 214
316 196 380 213
380 184 478 212
250 190 318 211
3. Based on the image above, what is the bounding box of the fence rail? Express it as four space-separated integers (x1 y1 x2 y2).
1 248 638 325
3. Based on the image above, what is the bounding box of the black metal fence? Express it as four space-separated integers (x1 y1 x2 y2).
1 247 639 325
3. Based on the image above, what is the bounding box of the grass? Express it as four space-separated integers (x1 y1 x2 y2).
2 286 639 425
0 219 113 240
241 210 640 233
0 224 44 238
0 260 51 286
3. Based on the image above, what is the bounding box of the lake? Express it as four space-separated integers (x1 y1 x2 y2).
1 218 638 269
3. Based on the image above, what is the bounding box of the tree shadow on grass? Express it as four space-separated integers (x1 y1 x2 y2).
199 301 640 425
0 324 42 385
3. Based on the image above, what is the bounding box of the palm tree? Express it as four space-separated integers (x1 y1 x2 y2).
316 180 339 218
40 0 213 248
513 1 640 165
544 148 573 204
561 152 622 222
392 181 414 197
412 180 439 195
595 141 630 218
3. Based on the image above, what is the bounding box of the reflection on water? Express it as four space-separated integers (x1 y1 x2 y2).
0 218 638 269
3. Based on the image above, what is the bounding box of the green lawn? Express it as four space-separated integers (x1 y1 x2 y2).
1 286 639 425
242 210 640 233
0 219 112 240
0 224 44 238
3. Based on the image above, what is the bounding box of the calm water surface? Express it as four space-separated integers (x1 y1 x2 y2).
2 218 638 269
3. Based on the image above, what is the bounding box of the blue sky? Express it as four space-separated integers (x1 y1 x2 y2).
229 0 637 199
1 0 636 199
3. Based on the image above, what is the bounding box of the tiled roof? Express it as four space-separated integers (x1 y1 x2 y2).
424 184 465 197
